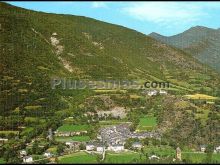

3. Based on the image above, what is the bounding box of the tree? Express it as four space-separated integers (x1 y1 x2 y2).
57 143 65 155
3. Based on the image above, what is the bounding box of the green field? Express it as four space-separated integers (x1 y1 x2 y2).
0 158 5 164
56 136 90 142
58 152 97 164
184 94 218 100
0 130 19 135
57 124 89 132
143 145 175 157
136 116 157 131
104 151 141 163
182 152 220 163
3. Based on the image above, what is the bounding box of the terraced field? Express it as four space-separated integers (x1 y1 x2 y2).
136 116 157 131
58 152 97 164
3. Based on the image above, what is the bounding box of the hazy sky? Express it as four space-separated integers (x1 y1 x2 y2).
7 1 220 36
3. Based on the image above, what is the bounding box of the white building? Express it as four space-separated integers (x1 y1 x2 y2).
215 146 220 153
147 90 158 96
44 152 52 158
0 138 8 142
200 145 206 152
149 155 160 160
159 90 167 95
108 144 124 152
132 142 142 149
86 143 96 151
23 156 33 163
20 150 27 157
96 145 105 152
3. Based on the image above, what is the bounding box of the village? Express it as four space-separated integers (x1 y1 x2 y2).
16 121 220 164
1 88 220 164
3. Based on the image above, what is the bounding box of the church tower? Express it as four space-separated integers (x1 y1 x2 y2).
176 147 182 161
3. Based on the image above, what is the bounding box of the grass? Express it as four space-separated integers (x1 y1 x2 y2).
20 127 34 136
0 130 19 135
184 94 218 100
182 152 220 163
47 146 57 154
24 105 42 110
130 94 142 99
104 151 140 163
195 108 210 125
55 136 90 142
136 116 157 131
0 158 6 164
57 124 89 132
58 151 97 164
143 145 175 157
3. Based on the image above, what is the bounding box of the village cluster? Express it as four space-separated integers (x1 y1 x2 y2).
11 121 219 163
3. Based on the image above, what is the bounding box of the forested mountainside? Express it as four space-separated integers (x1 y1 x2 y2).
150 26 220 73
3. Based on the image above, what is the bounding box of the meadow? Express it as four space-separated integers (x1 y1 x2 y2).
182 152 220 163
55 136 90 142
136 116 157 131
57 124 89 132
58 152 97 164
104 151 141 164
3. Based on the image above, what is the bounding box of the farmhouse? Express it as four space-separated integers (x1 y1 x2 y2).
147 90 158 96
65 141 81 152
23 156 33 163
19 150 27 157
200 145 206 152
43 152 52 158
215 146 220 153
159 89 167 95
96 145 105 153
132 142 142 149
86 142 96 151
108 144 124 152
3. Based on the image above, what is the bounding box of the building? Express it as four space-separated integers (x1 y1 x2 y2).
47 128 53 141
147 90 158 96
200 145 206 152
19 150 27 157
96 145 105 153
108 144 124 152
23 156 33 163
132 142 142 149
0 138 8 145
149 155 160 160
65 141 81 152
176 147 182 161
159 90 167 95
55 130 88 137
215 146 220 153
44 152 52 158
86 142 96 151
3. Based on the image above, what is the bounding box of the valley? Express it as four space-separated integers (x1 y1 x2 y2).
0 2 220 164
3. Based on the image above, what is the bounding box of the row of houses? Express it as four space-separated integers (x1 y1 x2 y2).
141 89 168 96
200 145 220 153
85 141 143 153
54 130 88 136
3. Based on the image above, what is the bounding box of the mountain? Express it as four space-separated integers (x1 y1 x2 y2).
0 2 220 116
149 26 220 73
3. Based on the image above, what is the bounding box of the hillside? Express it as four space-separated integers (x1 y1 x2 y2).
0 2 220 116
149 26 220 73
